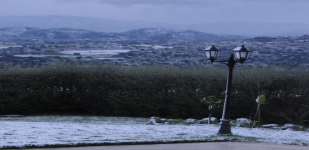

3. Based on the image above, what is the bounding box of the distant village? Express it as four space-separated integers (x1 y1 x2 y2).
0 28 309 69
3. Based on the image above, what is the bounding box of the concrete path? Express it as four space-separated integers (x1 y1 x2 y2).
32 142 308 150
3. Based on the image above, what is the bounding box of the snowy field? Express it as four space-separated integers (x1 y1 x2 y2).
0 116 308 148
13 49 131 60
60 49 131 58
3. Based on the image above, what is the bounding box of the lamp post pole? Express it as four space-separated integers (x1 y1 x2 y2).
218 54 236 135
204 45 250 135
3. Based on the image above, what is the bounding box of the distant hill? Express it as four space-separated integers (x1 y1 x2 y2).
0 16 309 36
0 27 108 41
0 27 245 42
120 28 239 42
0 26 308 68
0 16 148 33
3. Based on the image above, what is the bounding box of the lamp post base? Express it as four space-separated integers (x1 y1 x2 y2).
218 119 232 135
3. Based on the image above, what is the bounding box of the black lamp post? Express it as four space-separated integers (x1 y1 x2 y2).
204 45 250 135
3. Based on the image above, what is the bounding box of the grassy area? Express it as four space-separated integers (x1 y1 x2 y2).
0 65 308 125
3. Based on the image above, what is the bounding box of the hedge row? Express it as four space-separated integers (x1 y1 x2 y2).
0 65 308 125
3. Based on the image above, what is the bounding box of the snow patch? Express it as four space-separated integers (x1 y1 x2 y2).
0 116 308 148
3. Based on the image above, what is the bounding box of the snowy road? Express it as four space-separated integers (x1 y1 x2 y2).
0 116 308 148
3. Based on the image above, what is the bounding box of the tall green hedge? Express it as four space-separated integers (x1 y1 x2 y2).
0 65 308 125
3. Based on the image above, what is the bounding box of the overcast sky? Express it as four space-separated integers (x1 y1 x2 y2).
0 0 308 35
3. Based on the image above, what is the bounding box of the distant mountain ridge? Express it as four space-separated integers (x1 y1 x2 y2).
0 27 245 42
1 16 309 36
0 16 144 32
121 28 232 42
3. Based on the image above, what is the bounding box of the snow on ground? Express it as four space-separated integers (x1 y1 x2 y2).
233 127 309 145
60 50 131 56
13 50 131 60
0 116 308 148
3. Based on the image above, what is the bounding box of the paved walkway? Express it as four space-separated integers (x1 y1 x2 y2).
32 142 308 150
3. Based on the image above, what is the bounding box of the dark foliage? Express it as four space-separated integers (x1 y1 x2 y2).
0 65 308 125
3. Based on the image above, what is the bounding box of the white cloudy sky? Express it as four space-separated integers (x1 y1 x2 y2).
0 0 308 35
